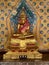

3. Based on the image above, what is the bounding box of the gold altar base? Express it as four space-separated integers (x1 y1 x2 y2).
3 50 42 60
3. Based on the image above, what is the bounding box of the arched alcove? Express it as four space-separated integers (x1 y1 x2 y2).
10 0 37 34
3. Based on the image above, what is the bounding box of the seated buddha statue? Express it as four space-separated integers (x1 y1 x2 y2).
13 9 34 39
18 10 30 34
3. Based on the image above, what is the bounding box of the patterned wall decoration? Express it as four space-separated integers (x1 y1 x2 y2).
0 0 49 50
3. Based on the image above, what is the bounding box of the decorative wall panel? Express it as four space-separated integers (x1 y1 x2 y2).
0 0 49 51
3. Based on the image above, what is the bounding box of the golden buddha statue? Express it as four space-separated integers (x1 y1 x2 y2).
18 9 30 35
13 9 33 38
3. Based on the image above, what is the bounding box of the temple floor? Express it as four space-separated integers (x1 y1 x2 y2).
0 60 49 65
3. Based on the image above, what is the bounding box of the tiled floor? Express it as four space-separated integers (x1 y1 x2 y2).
0 60 49 65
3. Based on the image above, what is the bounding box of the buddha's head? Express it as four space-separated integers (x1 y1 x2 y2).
19 9 27 23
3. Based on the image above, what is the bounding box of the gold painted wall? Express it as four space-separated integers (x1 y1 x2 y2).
0 0 49 49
